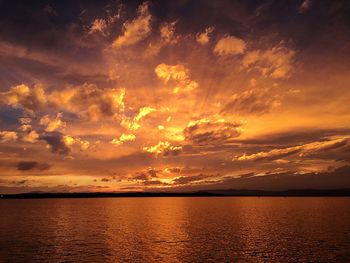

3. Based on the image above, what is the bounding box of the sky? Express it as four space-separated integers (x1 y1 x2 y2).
0 0 350 194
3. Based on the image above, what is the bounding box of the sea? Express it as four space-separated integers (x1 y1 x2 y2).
1 197 350 262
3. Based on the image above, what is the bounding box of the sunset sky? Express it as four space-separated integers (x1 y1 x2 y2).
0 0 350 193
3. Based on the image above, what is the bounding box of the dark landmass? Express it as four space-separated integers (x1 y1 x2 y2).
1 189 350 199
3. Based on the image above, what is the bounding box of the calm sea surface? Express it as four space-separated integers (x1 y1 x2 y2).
1 197 350 262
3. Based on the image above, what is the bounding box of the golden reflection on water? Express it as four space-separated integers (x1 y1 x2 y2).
1 197 350 262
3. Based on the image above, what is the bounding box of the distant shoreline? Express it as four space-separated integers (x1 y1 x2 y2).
1 189 350 199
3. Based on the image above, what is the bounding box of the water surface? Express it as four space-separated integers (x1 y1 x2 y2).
1 197 350 262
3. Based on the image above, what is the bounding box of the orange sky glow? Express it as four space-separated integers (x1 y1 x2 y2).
0 0 350 193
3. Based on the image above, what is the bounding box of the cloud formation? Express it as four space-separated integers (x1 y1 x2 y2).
0 84 46 113
112 2 151 48
143 141 182 156
22 130 39 143
17 161 50 171
40 113 66 132
235 138 348 162
299 0 312 13
0 131 18 142
184 118 241 145
214 35 246 56
221 88 281 116
49 85 125 121
155 63 198 93
111 133 136 146
242 46 295 79
196 27 214 45
40 132 71 155
0 0 349 192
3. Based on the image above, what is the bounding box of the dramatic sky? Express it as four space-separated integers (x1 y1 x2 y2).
0 0 350 193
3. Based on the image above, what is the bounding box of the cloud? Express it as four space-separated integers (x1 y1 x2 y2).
144 21 178 57
147 168 157 177
299 0 312 13
100 177 110 182
22 130 39 143
89 19 107 35
112 2 151 48
121 106 155 131
18 124 32 132
142 180 167 186
18 117 33 132
172 165 350 191
131 168 158 180
143 141 182 156
49 84 125 121
196 27 214 45
235 128 350 146
214 35 246 56
1 84 125 121
155 63 198 93
18 118 32 124
40 112 66 132
160 21 178 44
0 131 18 142
130 168 165 186
0 84 46 113
16 161 50 171
132 172 149 181
41 132 71 155
242 45 296 79
133 106 156 122
63 135 90 151
221 88 281 116
172 174 210 185
110 133 136 146
164 167 181 174
184 118 241 145
88 6 121 36
235 138 348 161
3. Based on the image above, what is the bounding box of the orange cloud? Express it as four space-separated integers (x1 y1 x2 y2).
221 88 281 116
184 118 242 145
22 130 39 143
112 2 151 48
110 133 136 146
196 27 214 45
214 35 246 56
143 141 182 156
0 131 18 142
160 21 178 44
155 63 198 93
235 138 348 161
0 84 46 113
40 113 66 132
242 45 296 79
48 84 125 121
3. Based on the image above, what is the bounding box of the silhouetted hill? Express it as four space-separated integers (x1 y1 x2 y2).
1 189 350 199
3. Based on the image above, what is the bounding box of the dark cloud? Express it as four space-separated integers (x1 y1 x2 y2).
142 180 167 186
11 180 27 185
217 165 350 191
40 132 70 155
221 88 280 116
172 173 210 185
166 165 350 191
147 168 157 177
132 172 149 181
233 128 350 146
235 138 349 162
167 167 181 173
184 119 241 146
100 178 110 182
16 161 51 171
